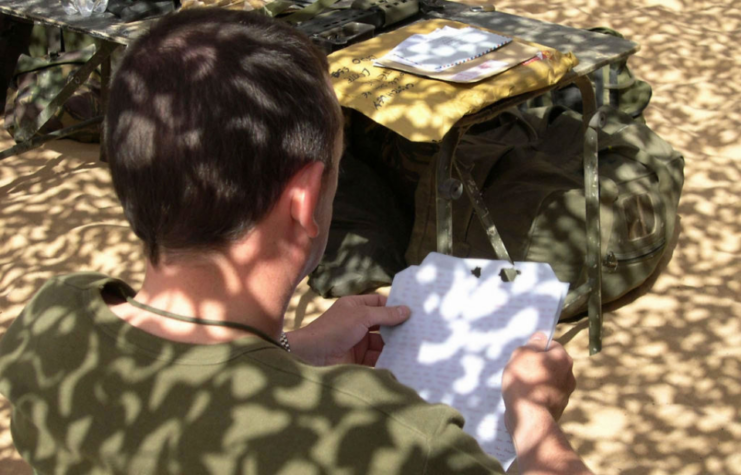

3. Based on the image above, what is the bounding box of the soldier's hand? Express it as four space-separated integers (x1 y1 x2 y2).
287 294 410 367
502 333 576 433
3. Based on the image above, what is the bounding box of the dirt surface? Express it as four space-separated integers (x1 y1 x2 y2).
1 0 739 473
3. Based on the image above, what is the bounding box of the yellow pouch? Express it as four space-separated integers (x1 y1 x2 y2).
328 19 578 142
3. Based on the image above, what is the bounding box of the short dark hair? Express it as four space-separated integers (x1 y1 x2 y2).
105 8 342 264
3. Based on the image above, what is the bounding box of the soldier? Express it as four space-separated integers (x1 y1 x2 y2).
0 8 590 474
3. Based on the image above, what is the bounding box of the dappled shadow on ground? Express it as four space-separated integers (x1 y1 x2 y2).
493 0 740 473
0 0 739 473
0 137 145 309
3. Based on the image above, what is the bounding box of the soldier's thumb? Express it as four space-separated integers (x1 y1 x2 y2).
524 332 548 352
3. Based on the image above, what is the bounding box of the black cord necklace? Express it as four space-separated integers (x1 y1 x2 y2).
125 296 290 352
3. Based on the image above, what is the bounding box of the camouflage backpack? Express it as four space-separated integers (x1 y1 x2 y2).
307 111 423 297
4 43 101 144
406 105 684 319
528 27 653 122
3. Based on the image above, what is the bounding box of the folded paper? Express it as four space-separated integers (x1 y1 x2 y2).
376 252 569 469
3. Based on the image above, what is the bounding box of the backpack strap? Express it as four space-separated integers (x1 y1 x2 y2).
13 44 97 77
282 0 341 23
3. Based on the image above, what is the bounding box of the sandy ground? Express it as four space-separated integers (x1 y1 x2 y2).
1 0 739 473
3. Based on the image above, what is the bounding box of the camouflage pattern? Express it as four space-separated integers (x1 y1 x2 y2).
346 109 438 211
526 27 652 122
4 45 101 144
405 106 684 319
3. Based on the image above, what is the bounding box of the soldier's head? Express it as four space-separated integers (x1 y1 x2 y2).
105 8 343 267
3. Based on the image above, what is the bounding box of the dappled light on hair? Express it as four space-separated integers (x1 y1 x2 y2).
120 71 149 105
182 46 218 81
226 116 269 148
113 112 156 165
229 77 281 114
104 8 342 264
178 130 203 150
152 95 180 130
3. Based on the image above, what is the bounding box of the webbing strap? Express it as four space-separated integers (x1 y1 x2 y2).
601 65 611 107
282 0 340 23
255 0 296 17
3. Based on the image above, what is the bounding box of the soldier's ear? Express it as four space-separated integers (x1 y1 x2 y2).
288 161 325 238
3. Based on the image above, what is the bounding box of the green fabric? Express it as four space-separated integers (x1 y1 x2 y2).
27 26 96 59
253 0 298 18
405 106 684 319
0 273 504 475
282 0 341 24
4 45 101 144
308 151 411 298
525 27 652 120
